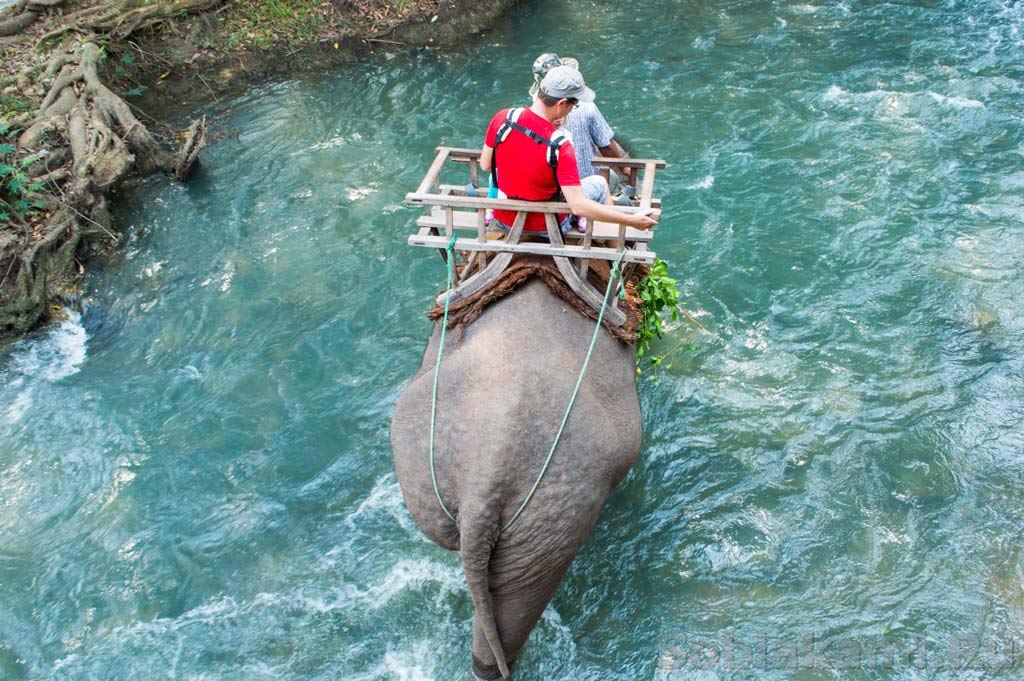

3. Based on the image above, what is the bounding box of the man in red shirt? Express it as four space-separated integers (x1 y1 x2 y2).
479 66 658 234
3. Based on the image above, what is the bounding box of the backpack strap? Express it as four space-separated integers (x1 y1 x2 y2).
491 108 524 191
491 108 570 200
495 107 524 144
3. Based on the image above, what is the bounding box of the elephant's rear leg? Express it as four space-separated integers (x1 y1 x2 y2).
470 508 605 679
471 563 571 680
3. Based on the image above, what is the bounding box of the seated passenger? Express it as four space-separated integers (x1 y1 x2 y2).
528 53 629 181
479 66 657 236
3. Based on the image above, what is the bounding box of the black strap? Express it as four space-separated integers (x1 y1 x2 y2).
491 108 567 201
503 120 562 168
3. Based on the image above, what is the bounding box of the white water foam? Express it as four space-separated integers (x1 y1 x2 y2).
347 640 438 681
927 91 985 109
344 472 421 537
4 309 87 385
354 559 464 610
687 175 715 190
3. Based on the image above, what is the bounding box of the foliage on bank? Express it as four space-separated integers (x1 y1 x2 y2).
0 0 512 341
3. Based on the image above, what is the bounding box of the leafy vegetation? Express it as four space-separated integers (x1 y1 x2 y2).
218 0 335 51
0 121 44 225
636 258 680 360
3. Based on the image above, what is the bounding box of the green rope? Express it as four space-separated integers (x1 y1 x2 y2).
501 248 628 532
428 243 628 533
429 234 458 522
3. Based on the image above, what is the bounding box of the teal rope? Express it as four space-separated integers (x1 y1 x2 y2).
501 249 628 532
429 235 459 522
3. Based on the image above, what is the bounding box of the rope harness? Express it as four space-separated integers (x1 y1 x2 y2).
428 239 628 533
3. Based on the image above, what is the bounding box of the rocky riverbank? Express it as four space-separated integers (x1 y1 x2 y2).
0 0 516 342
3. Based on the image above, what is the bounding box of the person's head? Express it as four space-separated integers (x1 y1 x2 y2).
529 53 582 98
536 65 595 117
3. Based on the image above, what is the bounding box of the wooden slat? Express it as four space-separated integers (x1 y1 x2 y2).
443 147 482 159
540 213 625 325
415 148 452 195
436 184 662 209
433 212 527 306
416 209 654 243
475 209 486 242
407 192 661 219
544 212 564 247
408 234 656 264
591 157 667 169
579 213 593 280
639 160 657 210
552 254 626 326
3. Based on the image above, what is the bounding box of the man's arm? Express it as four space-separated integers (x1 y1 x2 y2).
479 144 494 172
562 184 658 229
597 138 628 159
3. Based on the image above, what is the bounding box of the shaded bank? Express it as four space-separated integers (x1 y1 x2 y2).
0 0 519 341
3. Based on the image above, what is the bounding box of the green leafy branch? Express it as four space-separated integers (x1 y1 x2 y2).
636 258 680 359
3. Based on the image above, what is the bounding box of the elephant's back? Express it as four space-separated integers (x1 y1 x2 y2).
392 280 642 542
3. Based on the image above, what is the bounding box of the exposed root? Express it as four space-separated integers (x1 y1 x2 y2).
0 9 41 38
0 0 73 37
87 0 224 38
27 0 227 45
1 39 206 339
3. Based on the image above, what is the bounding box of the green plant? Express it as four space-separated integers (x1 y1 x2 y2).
636 258 680 359
0 122 44 224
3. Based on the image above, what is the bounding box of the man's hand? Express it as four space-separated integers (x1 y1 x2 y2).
563 184 661 229
627 208 659 230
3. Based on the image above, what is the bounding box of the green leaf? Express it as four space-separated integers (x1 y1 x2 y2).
0 143 14 155
121 54 135 64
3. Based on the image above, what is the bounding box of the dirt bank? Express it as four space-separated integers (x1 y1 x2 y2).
0 0 519 342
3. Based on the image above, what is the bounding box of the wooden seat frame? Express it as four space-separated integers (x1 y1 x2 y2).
406 146 666 326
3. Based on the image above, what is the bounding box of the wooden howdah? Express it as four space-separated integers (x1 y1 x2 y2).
406 146 666 327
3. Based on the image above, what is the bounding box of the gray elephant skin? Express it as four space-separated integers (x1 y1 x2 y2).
390 280 643 679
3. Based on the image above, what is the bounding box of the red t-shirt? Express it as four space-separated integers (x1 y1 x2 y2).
485 108 582 232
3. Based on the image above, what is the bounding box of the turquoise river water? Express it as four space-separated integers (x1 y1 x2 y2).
3 1 1024 679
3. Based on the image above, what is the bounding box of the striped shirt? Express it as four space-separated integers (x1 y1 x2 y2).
561 102 615 178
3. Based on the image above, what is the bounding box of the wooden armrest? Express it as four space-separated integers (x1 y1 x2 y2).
592 157 667 169
406 192 660 219
440 146 482 160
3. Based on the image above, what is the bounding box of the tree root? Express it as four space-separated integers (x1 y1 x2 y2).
0 0 72 37
0 9 41 37
1 40 206 339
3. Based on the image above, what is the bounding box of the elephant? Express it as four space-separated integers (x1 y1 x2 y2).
390 278 643 679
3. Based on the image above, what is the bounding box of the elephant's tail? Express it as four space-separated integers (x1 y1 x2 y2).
460 509 511 680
